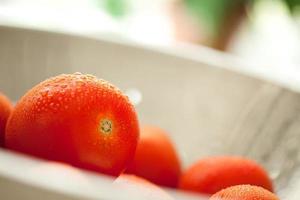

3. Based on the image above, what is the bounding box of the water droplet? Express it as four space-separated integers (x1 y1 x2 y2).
61 84 68 89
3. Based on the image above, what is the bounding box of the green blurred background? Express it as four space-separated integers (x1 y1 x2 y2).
0 0 299 70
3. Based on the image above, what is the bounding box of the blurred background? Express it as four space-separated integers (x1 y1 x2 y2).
0 0 299 73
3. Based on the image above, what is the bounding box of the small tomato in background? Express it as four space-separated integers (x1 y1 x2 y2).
0 92 13 147
126 125 181 188
179 156 273 195
5 73 139 176
209 185 279 200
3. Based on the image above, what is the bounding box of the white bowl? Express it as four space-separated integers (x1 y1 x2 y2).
0 25 299 199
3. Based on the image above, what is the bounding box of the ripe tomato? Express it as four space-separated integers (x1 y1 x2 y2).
5 73 139 176
126 125 181 188
179 156 273 195
209 185 279 200
115 174 173 200
0 92 13 147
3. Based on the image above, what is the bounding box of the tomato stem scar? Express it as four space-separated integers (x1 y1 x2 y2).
100 119 113 134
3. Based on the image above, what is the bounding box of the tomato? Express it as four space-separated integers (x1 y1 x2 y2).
209 185 279 200
5 73 139 176
115 174 173 200
179 156 273 195
0 92 13 147
126 125 181 188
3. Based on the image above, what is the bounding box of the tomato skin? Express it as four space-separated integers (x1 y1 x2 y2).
5 73 139 176
126 125 181 188
0 92 13 147
179 156 273 195
209 185 279 200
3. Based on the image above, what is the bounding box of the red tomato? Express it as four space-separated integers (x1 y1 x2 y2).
0 92 13 147
115 174 173 200
179 156 273 195
209 185 279 200
126 125 181 188
5 73 139 176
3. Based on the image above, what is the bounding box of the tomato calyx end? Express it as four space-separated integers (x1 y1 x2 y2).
99 119 113 135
